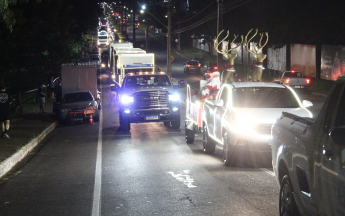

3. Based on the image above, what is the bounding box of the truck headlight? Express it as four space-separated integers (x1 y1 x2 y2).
120 95 133 104
169 94 179 101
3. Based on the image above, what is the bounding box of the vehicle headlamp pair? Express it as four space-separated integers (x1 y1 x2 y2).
169 94 180 101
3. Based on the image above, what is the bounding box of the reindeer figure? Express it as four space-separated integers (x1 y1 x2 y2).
214 30 243 84
244 28 269 82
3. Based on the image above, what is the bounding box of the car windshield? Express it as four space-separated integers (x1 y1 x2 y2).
284 72 303 78
232 87 300 108
123 75 172 88
63 92 93 103
98 36 107 39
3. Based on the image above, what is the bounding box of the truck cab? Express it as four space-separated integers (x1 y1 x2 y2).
111 72 185 131
271 75 345 215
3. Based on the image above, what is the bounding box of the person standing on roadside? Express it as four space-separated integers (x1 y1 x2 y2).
49 76 55 99
38 82 46 113
0 84 12 138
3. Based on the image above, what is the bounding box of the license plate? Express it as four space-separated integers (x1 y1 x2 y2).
295 86 301 88
146 115 159 120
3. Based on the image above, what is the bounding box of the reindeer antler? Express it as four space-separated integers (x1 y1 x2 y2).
214 30 243 56
244 28 269 58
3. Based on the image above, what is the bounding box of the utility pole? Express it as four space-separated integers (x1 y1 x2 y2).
132 10 136 46
167 0 172 77
146 18 149 51
217 0 224 68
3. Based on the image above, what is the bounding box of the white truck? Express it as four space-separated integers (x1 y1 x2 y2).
115 53 155 86
110 48 146 81
98 30 109 46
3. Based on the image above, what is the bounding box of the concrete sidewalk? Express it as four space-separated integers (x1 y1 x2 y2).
0 98 57 179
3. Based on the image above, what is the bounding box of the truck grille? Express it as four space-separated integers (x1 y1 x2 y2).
133 91 168 109
254 124 272 135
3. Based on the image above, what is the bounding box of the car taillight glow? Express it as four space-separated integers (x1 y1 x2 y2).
198 64 201 67
209 73 213 77
285 78 290 84
306 79 310 84
291 70 295 73
214 66 218 70
187 64 190 67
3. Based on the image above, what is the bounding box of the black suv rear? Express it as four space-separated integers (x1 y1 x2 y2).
184 60 201 74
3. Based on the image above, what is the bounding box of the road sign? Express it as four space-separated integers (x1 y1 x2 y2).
170 55 174 62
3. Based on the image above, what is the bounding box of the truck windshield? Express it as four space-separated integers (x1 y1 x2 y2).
123 75 172 88
232 87 300 108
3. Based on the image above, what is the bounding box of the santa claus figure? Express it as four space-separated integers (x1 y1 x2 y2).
201 71 221 100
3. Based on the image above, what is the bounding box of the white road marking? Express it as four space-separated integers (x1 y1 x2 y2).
92 85 103 216
259 168 275 177
168 170 197 188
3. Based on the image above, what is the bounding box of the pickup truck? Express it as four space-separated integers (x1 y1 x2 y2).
273 70 311 91
201 82 313 166
111 72 185 131
271 75 345 215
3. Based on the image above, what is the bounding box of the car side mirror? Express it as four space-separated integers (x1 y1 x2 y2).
178 80 186 88
330 127 345 145
302 100 313 108
111 83 120 91
214 99 224 107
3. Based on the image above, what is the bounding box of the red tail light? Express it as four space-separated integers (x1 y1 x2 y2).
198 64 201 67
291 70 295 73
306 79 310 84
187 64 190 67
285 78 290 84
214 66 218 70
209 73 213 77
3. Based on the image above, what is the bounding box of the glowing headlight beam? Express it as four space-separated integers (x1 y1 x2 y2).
169 94 180 101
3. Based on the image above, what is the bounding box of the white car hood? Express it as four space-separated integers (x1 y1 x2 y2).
232 107 313 124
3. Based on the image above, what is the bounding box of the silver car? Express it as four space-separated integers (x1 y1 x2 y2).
58 91 100 124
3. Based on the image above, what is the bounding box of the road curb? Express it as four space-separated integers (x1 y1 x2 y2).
0 122 57 179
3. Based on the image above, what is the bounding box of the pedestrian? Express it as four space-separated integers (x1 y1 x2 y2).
55 80 62 103
49 76 55 99
0 84 12 138
38 82 46 113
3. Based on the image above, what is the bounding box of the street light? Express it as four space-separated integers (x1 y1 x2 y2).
140 3 172 76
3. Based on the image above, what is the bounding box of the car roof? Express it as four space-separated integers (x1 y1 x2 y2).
187 60 199 63
226 82 286 89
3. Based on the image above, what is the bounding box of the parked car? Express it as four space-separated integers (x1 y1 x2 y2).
184 60 201 74
203 62 218 80
57 91 100 124
271 75 345 215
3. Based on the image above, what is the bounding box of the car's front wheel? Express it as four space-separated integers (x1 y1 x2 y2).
120 114 130 131
223 131 235 166
203 124 215 154
279 175 300 216
171 115 180 129
185 122 195 144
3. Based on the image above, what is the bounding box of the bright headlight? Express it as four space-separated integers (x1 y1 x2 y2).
169 94 180 101
101 63 106 68
112 74 115 79
233 115 256 132
120 95 133 104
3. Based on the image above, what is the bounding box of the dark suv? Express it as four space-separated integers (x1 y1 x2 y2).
184 60 201 74
111 72 185 131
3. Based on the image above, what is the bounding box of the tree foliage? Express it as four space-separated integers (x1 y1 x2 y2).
0 0 102 88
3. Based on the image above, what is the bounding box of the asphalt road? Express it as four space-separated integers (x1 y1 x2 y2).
0 23 327 216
